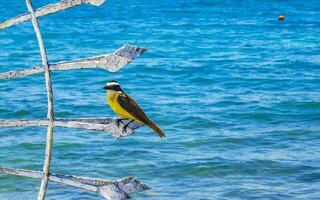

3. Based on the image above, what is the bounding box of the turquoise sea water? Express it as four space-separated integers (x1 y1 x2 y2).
1 0 320 199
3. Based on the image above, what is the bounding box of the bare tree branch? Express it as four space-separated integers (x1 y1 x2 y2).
1 0 152 199
25 0 55 199
0 0 106 30
0 118 144 138
0 166 150 200
0 45 147 80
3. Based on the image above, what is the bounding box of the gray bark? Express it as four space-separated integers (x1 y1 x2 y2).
1 0 151 199
0 166 150 200
25 0 55 199
0 45 147 80
0 0 106 30
0 118 144 138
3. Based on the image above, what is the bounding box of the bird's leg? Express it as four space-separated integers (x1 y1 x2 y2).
116 117 127 127
122 120 134 133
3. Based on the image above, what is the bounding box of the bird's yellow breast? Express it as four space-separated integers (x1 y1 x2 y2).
107 92 143 123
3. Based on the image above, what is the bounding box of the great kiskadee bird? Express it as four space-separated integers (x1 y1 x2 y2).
103 80 166 138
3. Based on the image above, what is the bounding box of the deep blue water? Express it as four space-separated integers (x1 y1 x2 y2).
1 0 320 199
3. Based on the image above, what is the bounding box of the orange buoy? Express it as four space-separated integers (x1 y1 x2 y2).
278 15 285 21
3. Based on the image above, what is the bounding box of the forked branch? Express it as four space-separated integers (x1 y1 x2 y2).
0 166 150 200
0 0 106 30
0 45 147 80
0 118 144 138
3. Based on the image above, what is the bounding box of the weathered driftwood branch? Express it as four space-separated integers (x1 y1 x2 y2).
25 0 54 199
1 0 151 199
0 118 144 138
0 166 150 200
0 0 106 30
0 45 147 80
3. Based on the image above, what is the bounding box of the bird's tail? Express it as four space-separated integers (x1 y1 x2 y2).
147 120 166 138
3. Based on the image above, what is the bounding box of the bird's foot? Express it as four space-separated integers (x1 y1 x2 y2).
116 118 126 128
122 123 130 133
122 120 134 133
122 126 128 134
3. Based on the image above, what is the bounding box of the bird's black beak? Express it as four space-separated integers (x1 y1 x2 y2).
103 85 110 90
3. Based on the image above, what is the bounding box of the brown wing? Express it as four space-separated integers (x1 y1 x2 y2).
118 92 166 138
117 92 150 124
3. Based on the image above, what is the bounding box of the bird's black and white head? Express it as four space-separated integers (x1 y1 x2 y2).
103 80 123 92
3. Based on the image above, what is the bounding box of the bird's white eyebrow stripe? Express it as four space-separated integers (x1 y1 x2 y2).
106 82 119 86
